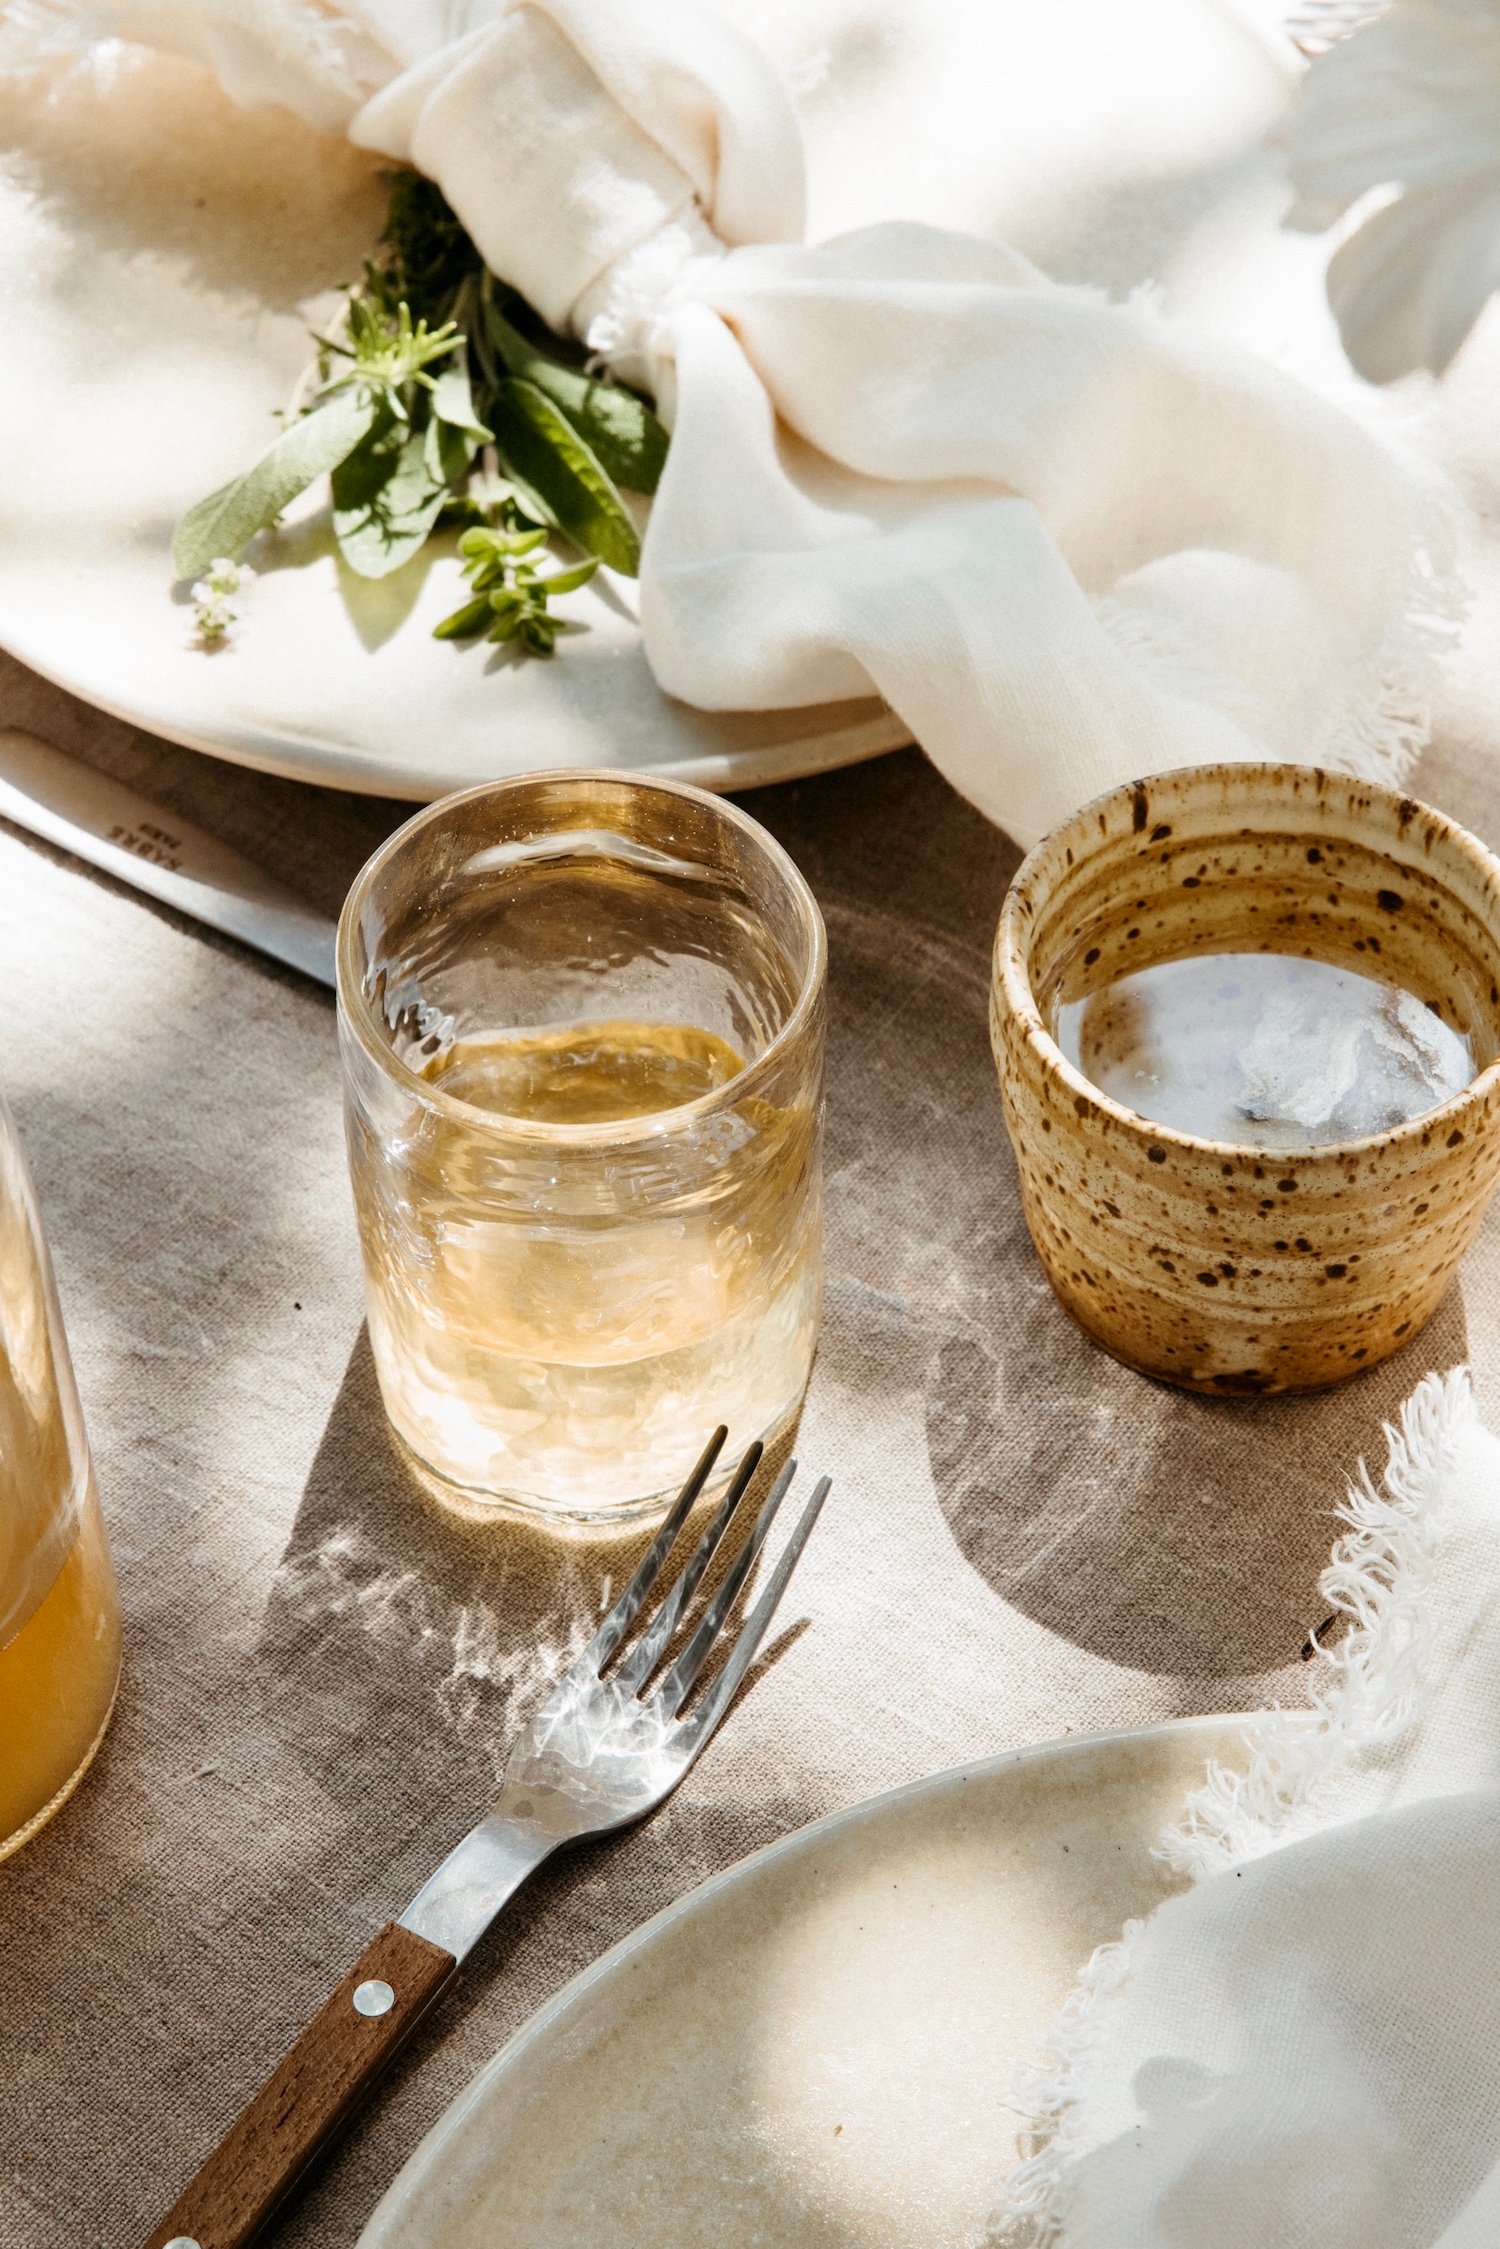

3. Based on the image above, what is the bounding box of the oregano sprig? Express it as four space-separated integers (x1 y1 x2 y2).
433 520 599 656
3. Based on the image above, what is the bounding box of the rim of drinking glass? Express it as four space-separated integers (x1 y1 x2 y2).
336 768 827 1145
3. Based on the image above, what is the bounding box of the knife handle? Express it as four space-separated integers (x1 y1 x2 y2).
140 1921 457 2249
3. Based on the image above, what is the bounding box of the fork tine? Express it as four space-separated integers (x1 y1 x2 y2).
611 1440 763 1695
676 1475 831 1750
579 1427 727 1674
652 1457 798 1719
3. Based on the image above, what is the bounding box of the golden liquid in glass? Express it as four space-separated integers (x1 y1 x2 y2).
0 1478 120 1857
355 1020 821 1516
423 1018 747 1122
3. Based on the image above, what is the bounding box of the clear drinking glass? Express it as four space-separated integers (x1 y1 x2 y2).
338 771 825 1530
0 1092 120 1857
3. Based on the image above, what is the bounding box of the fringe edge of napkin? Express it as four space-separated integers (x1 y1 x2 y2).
991 1363 1477 2247
1323 534 1463 794
1315 418 1467 795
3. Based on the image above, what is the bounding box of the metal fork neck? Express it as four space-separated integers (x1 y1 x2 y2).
398 1814 556 1962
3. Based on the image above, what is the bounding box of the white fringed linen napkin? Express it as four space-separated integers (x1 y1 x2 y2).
998 1366 1500 2248
1 0 1451 846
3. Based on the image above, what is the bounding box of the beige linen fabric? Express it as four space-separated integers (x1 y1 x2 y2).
0 647 1497 2244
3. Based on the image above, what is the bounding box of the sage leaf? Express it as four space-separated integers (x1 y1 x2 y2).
497 465 562 536
332 420 449 579
173 385 377 580
425 412 477 490
422 350 490 490
491 378 641 576
486 298 667 493
430 354 492 448
329 401 402 511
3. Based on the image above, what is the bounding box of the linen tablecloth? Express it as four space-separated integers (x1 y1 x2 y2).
4 639 1500 2242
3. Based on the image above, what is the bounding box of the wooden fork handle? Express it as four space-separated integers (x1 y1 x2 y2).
141 1921 457 2249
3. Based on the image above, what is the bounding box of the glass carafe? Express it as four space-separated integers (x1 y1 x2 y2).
0 1093 119 1857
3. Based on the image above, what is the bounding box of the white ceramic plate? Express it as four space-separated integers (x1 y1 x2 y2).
0 1 1300 800
0 51 907 802
359 1713 1249 2248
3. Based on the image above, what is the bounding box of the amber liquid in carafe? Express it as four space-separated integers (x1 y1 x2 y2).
0 1476 119 1856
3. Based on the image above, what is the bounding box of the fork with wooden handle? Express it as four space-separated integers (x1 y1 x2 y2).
142 1431 829 2249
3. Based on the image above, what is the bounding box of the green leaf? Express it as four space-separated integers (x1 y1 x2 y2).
485 298 667 494
329 400 401 509
172 387 377 580
331 419 450 578
537 557 600 597
495 463 561 536
459 525 546 564
430 355 491 448
490 379 641 576
425 412 477 491
432 594 494 642
420 351 490 491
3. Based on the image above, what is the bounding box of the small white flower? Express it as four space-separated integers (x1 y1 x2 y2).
204 556 255 595
190 557 255 644
1288 0 1500 382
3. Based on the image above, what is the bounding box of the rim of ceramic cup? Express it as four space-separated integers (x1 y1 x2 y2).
995 761 1500 1164
337 767 827 1146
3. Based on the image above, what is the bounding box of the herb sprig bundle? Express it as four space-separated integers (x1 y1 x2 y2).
173 175 668 656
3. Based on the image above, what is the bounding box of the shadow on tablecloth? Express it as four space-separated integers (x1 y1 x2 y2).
258 1320 811 1879
250 1325 824 2244
752 753 1466 1686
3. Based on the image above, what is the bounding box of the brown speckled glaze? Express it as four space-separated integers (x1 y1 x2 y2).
991 764 1500 1394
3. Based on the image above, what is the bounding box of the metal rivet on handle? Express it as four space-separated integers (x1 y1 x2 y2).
164 2237 202 2248
352 1978 395 2018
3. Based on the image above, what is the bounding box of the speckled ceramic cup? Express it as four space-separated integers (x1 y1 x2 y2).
991 764 1500 1394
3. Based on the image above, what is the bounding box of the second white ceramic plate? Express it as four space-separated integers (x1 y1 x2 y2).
359 1713 1251 2248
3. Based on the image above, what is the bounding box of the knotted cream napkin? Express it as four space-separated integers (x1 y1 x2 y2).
998 1366 1500 2248
2 0 1451 845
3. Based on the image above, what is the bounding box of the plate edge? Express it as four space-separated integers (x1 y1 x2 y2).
357 1706 1271 2243
0 613 912 802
